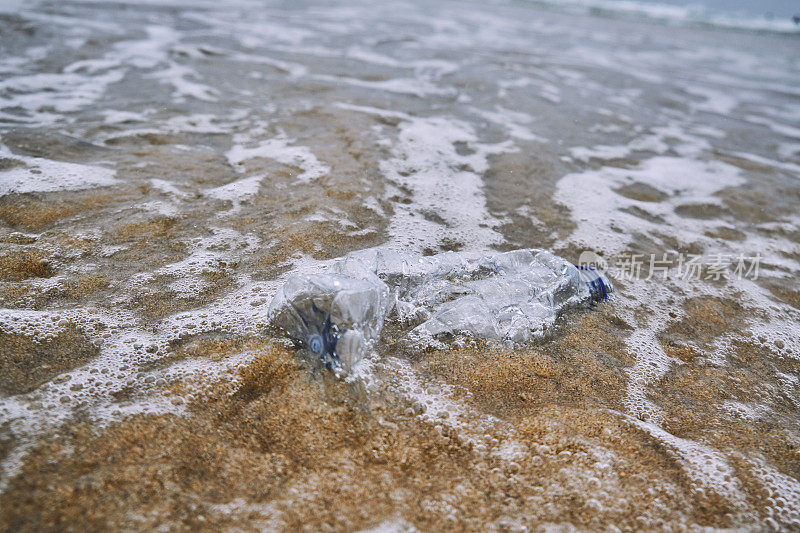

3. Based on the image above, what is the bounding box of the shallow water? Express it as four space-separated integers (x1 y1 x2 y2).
1 0 799 530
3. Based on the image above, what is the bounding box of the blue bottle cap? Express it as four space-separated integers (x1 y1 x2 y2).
575 265 613 301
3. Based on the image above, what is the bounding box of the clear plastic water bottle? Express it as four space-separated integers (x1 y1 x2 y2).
269 248 612 372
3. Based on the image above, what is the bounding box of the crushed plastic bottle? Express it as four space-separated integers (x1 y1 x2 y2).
268 271 391 374
269 248 612 373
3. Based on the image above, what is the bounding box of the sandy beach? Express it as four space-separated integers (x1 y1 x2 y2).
1 0 799 530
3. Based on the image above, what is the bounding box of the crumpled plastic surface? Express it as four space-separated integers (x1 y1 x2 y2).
269 248 606 372
268 272 391 372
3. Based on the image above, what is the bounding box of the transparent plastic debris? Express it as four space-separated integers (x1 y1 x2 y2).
269 248 612 373
268 272 391 374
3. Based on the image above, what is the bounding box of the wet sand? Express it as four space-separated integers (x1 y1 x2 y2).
1 0 799 530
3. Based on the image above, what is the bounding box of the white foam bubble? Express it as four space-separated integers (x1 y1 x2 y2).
139 200 180 217
0 69 125 124
777 143 800 160
366 355 509 455
0 145 119 197
624 329 671 425
726 150 800 176
315 74 455 98
631 418 749 510
570 144 633 162
336 103 514 253
155 227 259 297
684 85 740 115
150 178 189 199
530 0 800 34
226 135 329 183
555 154 745 254
744 455 800 528
496 76 563 103
150 63 219 102
718 401 765 422
747 115 800 140
228 51 308 78
473 106 546 143
101 110 147 124
0 23 217 125
0 225 280 487
204 175 264 213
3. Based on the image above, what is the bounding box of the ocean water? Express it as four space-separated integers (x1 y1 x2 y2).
613 0 798 19
0 0 799 529
528 0 800 30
